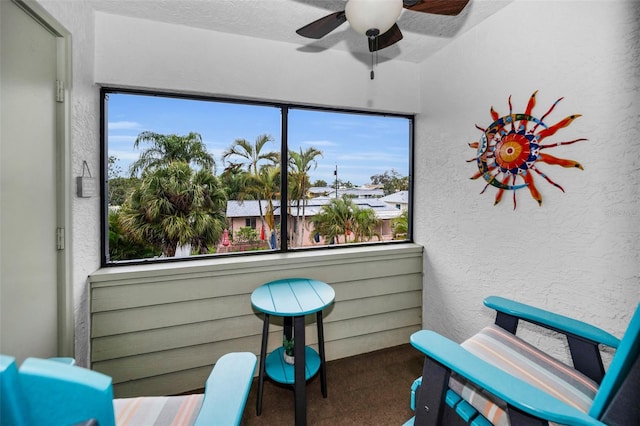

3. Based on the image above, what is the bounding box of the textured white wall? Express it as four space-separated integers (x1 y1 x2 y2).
414 0 640 361
36 0 100 367
93 12 421 114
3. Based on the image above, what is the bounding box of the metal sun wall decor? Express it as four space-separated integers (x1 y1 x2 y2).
468 91 587 209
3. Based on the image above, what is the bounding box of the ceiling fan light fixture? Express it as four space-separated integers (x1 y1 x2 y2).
345 0 403 36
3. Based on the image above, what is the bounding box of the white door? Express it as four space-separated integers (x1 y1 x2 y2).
1 0 61 361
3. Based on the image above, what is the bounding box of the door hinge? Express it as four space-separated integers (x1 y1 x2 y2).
56 80 65 103
56 227 65 250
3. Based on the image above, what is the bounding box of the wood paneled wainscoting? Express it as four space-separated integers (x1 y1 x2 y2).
89 243 423 397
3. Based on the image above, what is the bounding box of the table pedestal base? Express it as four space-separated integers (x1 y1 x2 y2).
256 312 328 426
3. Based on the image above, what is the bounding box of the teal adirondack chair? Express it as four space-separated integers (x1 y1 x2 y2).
0 352 256 426
405 296 640 425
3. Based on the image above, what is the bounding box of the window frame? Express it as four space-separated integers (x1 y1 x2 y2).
100 87 414 266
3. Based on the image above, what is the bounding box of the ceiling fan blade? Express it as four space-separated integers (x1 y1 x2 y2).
296 11 347 39
368 24 403 52
403 0 470 16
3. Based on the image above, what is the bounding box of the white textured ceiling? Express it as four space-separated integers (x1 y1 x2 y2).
88 0 510 64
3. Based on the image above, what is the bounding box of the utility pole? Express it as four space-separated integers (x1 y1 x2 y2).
334 164 338 198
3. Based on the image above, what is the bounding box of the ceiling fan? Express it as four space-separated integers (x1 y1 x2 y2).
296 0 470 53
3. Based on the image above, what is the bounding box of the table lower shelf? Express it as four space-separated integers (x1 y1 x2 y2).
265 346 321 385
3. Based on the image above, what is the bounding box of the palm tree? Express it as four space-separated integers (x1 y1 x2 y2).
219 163 252 201
352 208 381 243
246 165 280 248
308 196 356 245
391 209 408 239
119 162 227 257
129 131 215 176
108 209 161 260
222 134 279 175
222 134 279 233
288 147 323 247
309 196 383 245
115 131 226 258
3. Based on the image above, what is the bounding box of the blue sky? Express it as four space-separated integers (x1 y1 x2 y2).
107 92 410 186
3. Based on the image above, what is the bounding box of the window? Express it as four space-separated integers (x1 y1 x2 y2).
102 88 412 265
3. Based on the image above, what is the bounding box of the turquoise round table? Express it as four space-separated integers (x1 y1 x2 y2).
251 278 335 426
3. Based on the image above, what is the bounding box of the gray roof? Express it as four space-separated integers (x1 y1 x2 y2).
338 188 384 198
226 197 401 220
308 187 384 198
225 200 280 218
380 191 409 204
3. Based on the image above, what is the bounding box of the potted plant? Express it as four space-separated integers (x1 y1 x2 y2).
283 336 295 365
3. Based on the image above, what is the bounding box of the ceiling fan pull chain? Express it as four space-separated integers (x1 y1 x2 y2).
370 50 375 80
366 29 380 80
371 40 380 80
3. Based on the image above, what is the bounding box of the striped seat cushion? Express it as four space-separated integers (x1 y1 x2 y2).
113 394 204 426
448 324 599 426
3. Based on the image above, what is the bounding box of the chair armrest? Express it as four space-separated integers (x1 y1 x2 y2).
485 296 620 348
193 352 257 426
48 357 76 365
1 355 31 426
410 330 605 426
18 358 115 426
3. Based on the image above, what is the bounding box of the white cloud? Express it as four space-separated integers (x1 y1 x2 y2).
109 135 137 143
108 121 142 130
